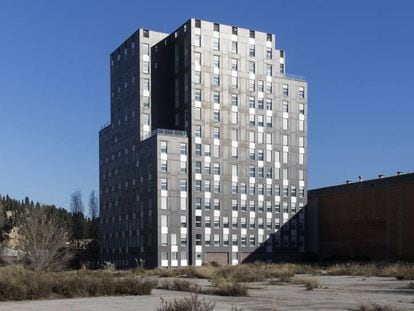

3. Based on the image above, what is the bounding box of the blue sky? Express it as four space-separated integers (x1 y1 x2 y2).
0 0 413 210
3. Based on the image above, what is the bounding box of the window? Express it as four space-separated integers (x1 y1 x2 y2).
249 131 255 143
266 47 272 59
143 61 149 74
231 41 238 53
195 125 201 137
195 143 201 156
249 79 255 91
161 178 168 190
249 165 255 177
232 182 238 194
266 99 272 110
194 52 201 66
161 197 167 210
266 64 272 76
258 149 264 161
232 26 238 35
232 76 238 89
249 44 255 57
195 71 201 84
282 101 289 112
194 107 201 120
282 84 289 96
204 144 211 156
180 179 187 191
196 234 202 245
204 180 211 192
214 217 220 229
195 180 201 192
195 216 201 228
205 216 211 227
143 113 150 125
213 37 220 50
214 234 220 246
143 79 150 91
160 140 168 153
204 162 211 174
248 61 255 74
213 91 220 104
161 160 167 173
213 55 220 68
205 197 211 210
250 30 255 38
195 89 201 101
213 109 220 122
299 103 305 114
161 235 168 249
249 97 255 108
258 80 264 92
195 161 202 174
214 23 220 31
143 97 150 108
249 114 255 126
180 143 187 155
257 98 263 110
258 115 264 127
231 58 238 71
230 94 238 107
266 81 272 93
212 74 220 86
283 117 288 130
214 162 220 175
214 198 220 210
241 217 247 229
194 34 201 47
250 217 255 229
298 86 305 99
213 127 220 139
195 19 201 28
142 43 149 55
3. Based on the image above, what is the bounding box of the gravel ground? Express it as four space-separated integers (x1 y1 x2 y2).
1 275 413 310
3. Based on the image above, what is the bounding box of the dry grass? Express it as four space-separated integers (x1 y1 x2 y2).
326 263 414 280
158 279 201 293
157 294 215 311
0 265 155 301
358 302 398 311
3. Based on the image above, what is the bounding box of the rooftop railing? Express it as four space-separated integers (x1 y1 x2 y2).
277 73 306 81
151 128 188 137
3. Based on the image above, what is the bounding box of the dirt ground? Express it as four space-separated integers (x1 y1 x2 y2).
1 275 413 310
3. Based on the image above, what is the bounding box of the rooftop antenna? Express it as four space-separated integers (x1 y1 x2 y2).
378 174 384 179
358 176 363 182
396 171 402 176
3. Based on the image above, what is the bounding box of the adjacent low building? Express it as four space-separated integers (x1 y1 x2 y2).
306 173 414 261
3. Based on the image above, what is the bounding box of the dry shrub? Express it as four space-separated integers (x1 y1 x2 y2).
358 302 398 311
157 294 215 311
0 266 154 301
212 263 308 283
295 276 320 290
158 279 201 293
210 278 248 296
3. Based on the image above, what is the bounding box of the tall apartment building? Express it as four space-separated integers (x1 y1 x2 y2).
99 19 308 269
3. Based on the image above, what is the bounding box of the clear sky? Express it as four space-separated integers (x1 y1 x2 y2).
0 0 413 210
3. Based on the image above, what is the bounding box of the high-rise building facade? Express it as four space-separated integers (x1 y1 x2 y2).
99 19 308 269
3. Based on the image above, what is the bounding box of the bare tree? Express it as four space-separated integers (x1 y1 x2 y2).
70 190 85 243
88 190 98 220
18 206 72 270
70 190 84 215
